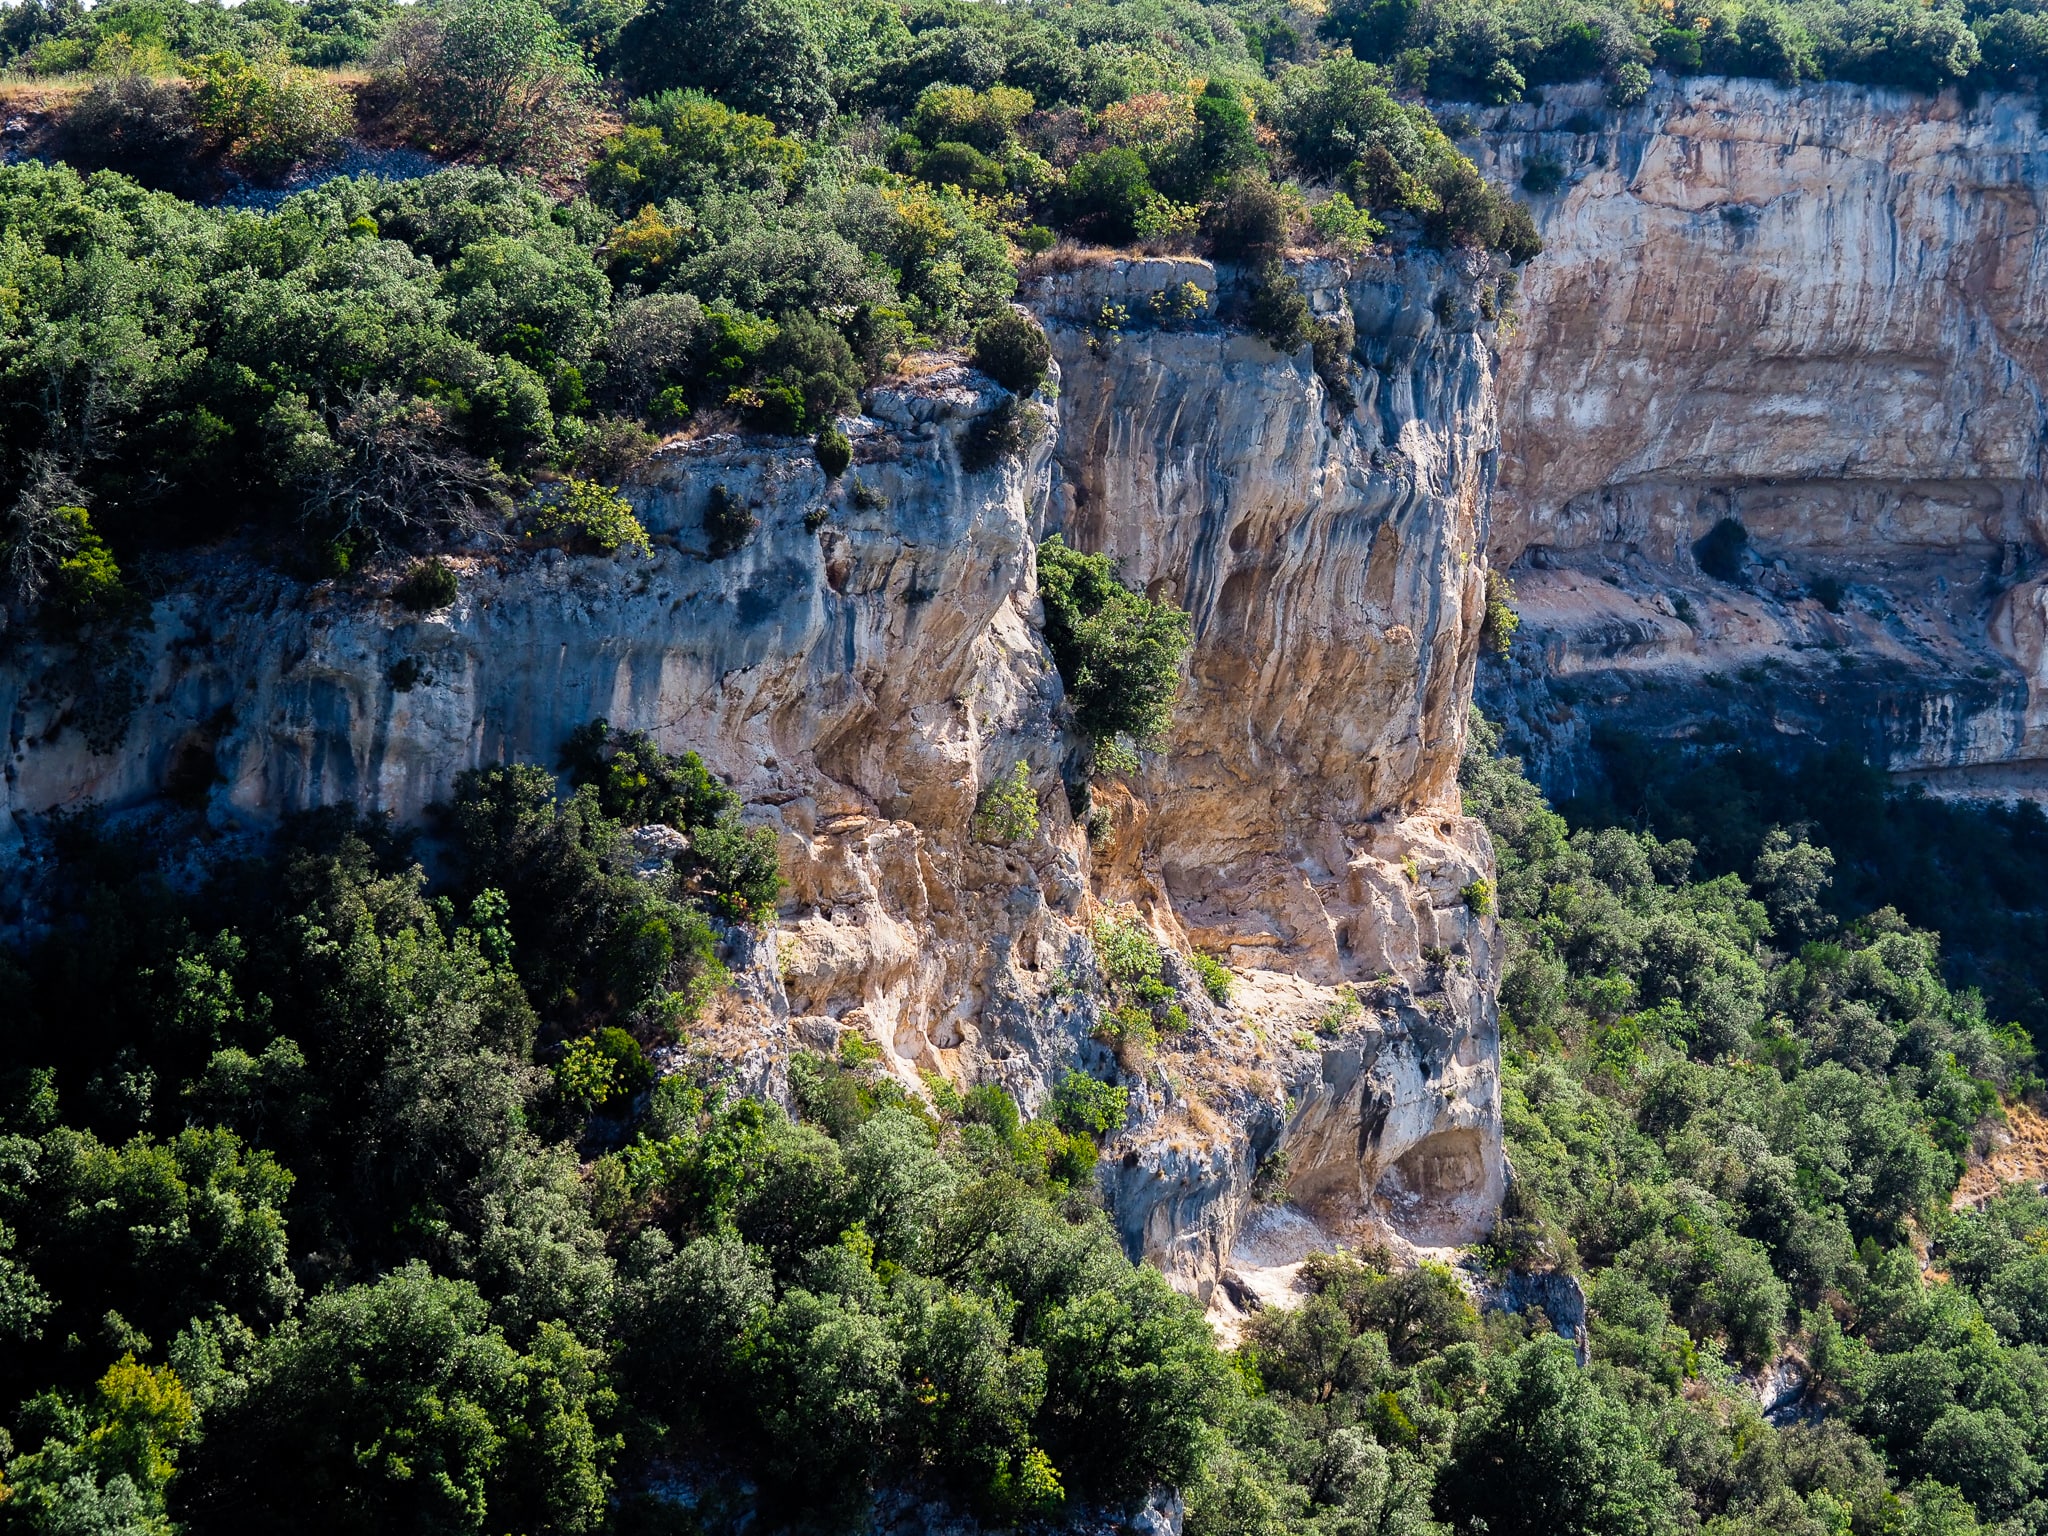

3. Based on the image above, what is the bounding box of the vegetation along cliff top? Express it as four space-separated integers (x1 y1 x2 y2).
0 0 2045 1533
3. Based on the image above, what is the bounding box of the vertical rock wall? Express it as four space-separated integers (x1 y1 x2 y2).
1472 77 2048 797
0 252 1511 1299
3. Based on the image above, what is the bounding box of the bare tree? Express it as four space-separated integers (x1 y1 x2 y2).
0 455 89 607
299 391 508 546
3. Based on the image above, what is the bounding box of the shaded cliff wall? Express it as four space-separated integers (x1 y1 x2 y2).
0 251 1508 1297
1472 77 2048 798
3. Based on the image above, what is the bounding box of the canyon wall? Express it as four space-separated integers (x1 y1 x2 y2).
0 251 1507 1303
1473 76 2048 800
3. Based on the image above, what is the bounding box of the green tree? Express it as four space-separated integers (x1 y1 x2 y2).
189 1263 615 1534
619 0 835 134
1438 1339 1680 1536
1036 533 1192 753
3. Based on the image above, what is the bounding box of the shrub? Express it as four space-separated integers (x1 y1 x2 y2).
755 313 863 434
1148 282 1210 326
557 1025 656 1106
38 505 130 623
814 426 853 478
1693 516 1749 582
528 479 652 556
972 762 1040 846
1497 200 1543 264
1313 311 1358 410
377 0 596 170
1809 573 1845 612
1462 878 1494 915
63 75 202 192
1244 261 1315 354
694 821 783 923
1062 148 1156 244
1425 158 1506 251
1608 60 1653 105
1202 170 1297 260
1049 1070 1131 1138
1521 155 1566 195
1309 191 1385 252
959 398 1043 474
1037 534 1191 750
1482 568 1520 657
971 309 1051 396
393 559 460 612
1190 951 1233 1003
704 485 756 559
194 49 350 178
618 0 835 134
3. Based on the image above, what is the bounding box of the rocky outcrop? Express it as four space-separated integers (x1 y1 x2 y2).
1030 252 1506 1288
0 251 1510 1302
1473 76 2048 798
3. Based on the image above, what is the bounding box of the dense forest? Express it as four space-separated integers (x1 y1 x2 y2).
6 0 2045 637
1 0 2045 1530
0 0 1540 631
0 697 2041 1533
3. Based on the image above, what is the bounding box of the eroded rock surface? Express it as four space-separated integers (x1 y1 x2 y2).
0 255 1508 1301
1474 77 2048 798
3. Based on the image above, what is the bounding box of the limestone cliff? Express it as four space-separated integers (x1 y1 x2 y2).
0 251 1507 1303
1473 76 2048 799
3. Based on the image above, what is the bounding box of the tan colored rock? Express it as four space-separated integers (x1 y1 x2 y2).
0 257 1512 1299
1476 77 2048 793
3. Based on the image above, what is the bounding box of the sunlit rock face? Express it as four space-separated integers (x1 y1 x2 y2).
0 250 1512 1299
1474 76 2048 801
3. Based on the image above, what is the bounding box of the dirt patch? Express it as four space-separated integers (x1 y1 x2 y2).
1954 1097 2048 1207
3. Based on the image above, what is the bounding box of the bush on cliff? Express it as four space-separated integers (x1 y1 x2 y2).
1037 533 1193 755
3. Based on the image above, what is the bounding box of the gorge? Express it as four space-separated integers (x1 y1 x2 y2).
9 74 2048 1312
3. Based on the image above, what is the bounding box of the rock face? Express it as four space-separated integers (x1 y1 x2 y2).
1473 77 2048 799
0 252 1508 1301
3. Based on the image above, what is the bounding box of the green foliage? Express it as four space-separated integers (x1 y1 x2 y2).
1037 533 1192 752
1190 951 1235 1004
557 717 785 925
703 485 757 558
193 48 350 179
972 761 1042 846
1245 260 1316 352
1091 913 1192 1052
1317 0 1993 100
814 425 853 478
619 0 835 134
1482 567 1520 657
590 90 804 212
1438 1337 1680 1536
1048 1070 1130 1138
187 1263 616 1532
3 1354 198 1535
1062 147 1161 244
972 309 1052 396
555 1026 655 1108
1309 190 1386 252
380 0 596 171
393 559 460 612
4 0 394 74
526 478 652 556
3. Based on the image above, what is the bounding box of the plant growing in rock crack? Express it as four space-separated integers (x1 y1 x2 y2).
1090 913 1188 1059
1190 951 1233 1004
972 761 1040 845
1036 534 1191 768
1315 986 1362 1036
1481 568 1519 657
